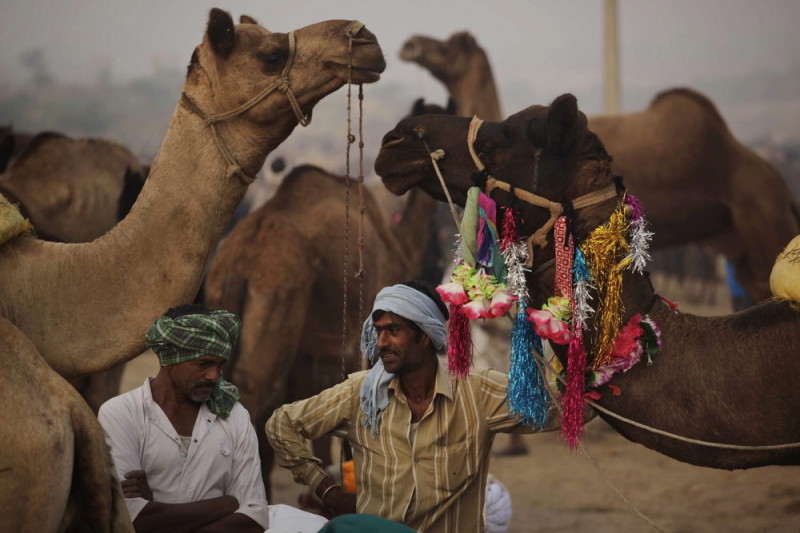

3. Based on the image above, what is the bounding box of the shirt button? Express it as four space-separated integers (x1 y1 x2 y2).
413 457 419 463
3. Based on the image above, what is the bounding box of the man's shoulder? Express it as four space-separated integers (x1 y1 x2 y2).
99 384 144 412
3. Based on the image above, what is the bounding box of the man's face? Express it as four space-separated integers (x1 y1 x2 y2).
374 312 428 374
167 355 226 403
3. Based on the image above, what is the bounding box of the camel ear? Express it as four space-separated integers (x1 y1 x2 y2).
547 93 586 154
446 97 458 115
449 31 477 50
239 15 258 25
412 98 426 116
207 8 235 58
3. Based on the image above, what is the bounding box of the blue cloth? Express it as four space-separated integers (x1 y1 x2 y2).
359 284 447 433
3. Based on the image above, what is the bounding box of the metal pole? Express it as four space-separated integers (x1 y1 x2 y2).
603 0 621 114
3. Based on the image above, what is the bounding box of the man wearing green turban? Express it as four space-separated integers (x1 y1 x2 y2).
98 304 268 532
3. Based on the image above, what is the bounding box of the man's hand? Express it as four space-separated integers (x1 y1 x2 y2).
122 470 154 500
321 485 356 517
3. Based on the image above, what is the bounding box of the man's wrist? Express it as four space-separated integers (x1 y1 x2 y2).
320 484 341 507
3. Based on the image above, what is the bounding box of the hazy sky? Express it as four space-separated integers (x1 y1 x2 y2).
2 0 799 110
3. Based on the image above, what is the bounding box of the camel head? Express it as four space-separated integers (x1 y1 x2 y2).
184 9 385 154
375 94 618 253
399 32 477 83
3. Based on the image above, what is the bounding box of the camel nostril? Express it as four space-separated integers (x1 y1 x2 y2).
380 131 405 148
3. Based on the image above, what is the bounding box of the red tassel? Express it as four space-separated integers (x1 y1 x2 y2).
446 303 472 378
561 333 588 449
499 206 519 250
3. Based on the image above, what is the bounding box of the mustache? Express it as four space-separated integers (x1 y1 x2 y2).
194 381 217 388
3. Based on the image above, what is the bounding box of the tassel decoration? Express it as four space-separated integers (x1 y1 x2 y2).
623 194 653 274
446 302 472 378
507 301 550 428
578 203 629 368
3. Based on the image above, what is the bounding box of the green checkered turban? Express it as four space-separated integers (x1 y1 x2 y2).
145 310 241 419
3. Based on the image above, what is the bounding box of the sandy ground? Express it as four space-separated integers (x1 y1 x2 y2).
120 278 800 533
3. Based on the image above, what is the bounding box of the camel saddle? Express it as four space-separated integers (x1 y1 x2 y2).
0 192 31 245
770 235 800 302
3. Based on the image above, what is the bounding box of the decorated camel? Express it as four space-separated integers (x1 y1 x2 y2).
400 32 799 303
373 95 800 470
0 8 385 530
204 99 447 495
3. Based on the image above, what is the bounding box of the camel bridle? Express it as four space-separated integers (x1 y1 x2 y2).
421 115 619 269
179 22 366 185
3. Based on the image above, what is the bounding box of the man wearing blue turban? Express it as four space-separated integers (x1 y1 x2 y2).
267 280 558 533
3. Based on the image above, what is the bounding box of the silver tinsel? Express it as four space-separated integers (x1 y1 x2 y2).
502 241 530 302
452 233 465 266
625 219 654 274
573 278 595 330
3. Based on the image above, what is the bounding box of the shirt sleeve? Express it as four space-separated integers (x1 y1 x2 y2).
97 397 150 521
226 405 270 529
478 368 561 434
265 374 361 494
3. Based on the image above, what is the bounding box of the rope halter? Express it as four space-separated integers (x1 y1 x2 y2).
180 25 335 184
466 116 618 267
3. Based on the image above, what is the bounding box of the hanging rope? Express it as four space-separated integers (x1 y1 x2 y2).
356 85 367 326
340 30 355 381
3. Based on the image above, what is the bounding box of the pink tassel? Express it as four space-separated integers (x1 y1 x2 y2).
561 333 588 449
446 303 472 378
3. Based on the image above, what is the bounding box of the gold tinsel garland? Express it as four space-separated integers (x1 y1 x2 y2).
578 201 630 368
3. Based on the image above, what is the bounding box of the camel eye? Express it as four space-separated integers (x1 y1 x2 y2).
257 49 287 73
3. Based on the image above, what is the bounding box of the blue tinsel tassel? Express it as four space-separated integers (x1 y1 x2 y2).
507 302 550 428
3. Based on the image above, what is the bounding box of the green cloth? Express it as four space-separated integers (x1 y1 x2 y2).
317 514 418 533
145 310 241 418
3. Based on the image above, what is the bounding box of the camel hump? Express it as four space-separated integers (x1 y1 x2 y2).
10 131 69 167
770 235 800 302
650 87 728 127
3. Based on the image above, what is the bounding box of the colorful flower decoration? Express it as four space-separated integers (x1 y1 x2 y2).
437 262 515 320
525 296 573 345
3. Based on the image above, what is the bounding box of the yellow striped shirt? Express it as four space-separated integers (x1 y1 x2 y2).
267 359 557 532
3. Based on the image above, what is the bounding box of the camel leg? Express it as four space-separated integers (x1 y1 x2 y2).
70 365 125 414
717 155 800 302
61 385 133 532
231 278 315 498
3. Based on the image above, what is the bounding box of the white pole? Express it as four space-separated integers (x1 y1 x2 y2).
603 0 621 114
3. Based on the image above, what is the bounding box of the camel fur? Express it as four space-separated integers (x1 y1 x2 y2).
374 96 800 470
0 8 384 530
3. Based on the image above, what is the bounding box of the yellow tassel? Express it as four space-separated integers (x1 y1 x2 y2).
579 202 629 368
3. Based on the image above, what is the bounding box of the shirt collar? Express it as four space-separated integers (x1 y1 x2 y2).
387 357 454 402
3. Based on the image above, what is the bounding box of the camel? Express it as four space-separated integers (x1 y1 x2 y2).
0 317 132 532
400 32 799 303
373 95 800 470
400 32 502 121
0 8 384 530
0 131 147 412
204 99 447 496
0 131 146 243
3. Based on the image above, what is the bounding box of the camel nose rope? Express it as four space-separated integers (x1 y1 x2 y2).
180 29 311 185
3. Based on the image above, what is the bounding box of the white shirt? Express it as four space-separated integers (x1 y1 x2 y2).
98 379 269 529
